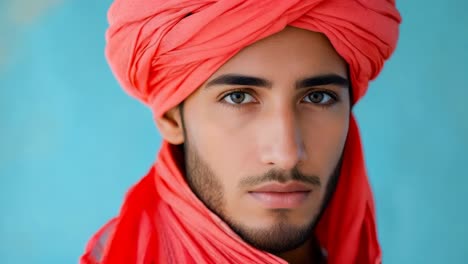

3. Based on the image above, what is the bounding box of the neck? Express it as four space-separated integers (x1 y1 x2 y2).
276 237 323 264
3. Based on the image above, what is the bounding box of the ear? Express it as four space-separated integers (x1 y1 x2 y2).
155 106 185 145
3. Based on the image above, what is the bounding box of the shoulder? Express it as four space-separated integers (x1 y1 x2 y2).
80 218 118 264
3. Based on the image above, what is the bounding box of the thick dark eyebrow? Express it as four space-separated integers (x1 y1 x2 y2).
205 74 272 89
296 74 349 89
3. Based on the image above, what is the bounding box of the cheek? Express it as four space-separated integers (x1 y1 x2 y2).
185 108 253 194
301 109 349 175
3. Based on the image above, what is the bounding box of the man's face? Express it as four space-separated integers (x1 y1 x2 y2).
180 27 350 253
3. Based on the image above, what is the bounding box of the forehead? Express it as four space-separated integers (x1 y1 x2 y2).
208 26 347 81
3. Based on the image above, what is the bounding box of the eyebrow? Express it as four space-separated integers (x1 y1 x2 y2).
205 73 349 89
296 74 349 89
205 74 272 88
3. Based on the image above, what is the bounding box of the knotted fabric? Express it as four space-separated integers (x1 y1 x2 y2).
81 1 401 263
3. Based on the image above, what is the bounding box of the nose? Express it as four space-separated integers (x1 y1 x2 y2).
259 105 306 170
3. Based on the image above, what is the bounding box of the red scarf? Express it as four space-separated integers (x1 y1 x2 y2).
81 1 401 263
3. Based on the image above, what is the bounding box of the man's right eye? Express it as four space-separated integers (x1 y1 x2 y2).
222 91 256 105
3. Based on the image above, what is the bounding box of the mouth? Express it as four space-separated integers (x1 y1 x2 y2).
248 182 312 209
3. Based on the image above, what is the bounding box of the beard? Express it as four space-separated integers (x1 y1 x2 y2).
181 137 342 254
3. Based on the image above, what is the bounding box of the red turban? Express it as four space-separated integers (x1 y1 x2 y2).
81 1 401 263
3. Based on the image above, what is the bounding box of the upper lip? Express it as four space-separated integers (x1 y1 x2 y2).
249 181 312 193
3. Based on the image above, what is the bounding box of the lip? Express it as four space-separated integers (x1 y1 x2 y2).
248 182 312 209
250 182 312 193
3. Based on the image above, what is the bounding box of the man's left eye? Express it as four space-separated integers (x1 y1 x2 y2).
303 91 335 105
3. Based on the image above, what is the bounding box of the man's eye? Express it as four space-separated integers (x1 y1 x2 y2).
303 91 336 105
222 91 255 105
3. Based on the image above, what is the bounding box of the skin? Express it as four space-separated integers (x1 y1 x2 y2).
156 26 350 264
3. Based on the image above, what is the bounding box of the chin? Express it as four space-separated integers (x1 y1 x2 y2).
226 217 316 254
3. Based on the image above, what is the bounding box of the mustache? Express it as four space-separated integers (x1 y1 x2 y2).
238 167 321 188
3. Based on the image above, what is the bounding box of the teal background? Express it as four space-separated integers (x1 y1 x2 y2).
0 0 467 263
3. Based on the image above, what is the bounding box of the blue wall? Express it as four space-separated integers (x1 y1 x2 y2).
1 1 467 263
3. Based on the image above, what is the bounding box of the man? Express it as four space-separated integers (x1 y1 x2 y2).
82 1 401 263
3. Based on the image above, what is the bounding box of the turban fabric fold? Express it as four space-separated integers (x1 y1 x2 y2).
81 0 401 263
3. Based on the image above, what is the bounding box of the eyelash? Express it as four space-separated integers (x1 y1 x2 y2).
219 88 339 109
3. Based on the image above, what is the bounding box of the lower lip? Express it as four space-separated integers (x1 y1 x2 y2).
248 191 310 209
